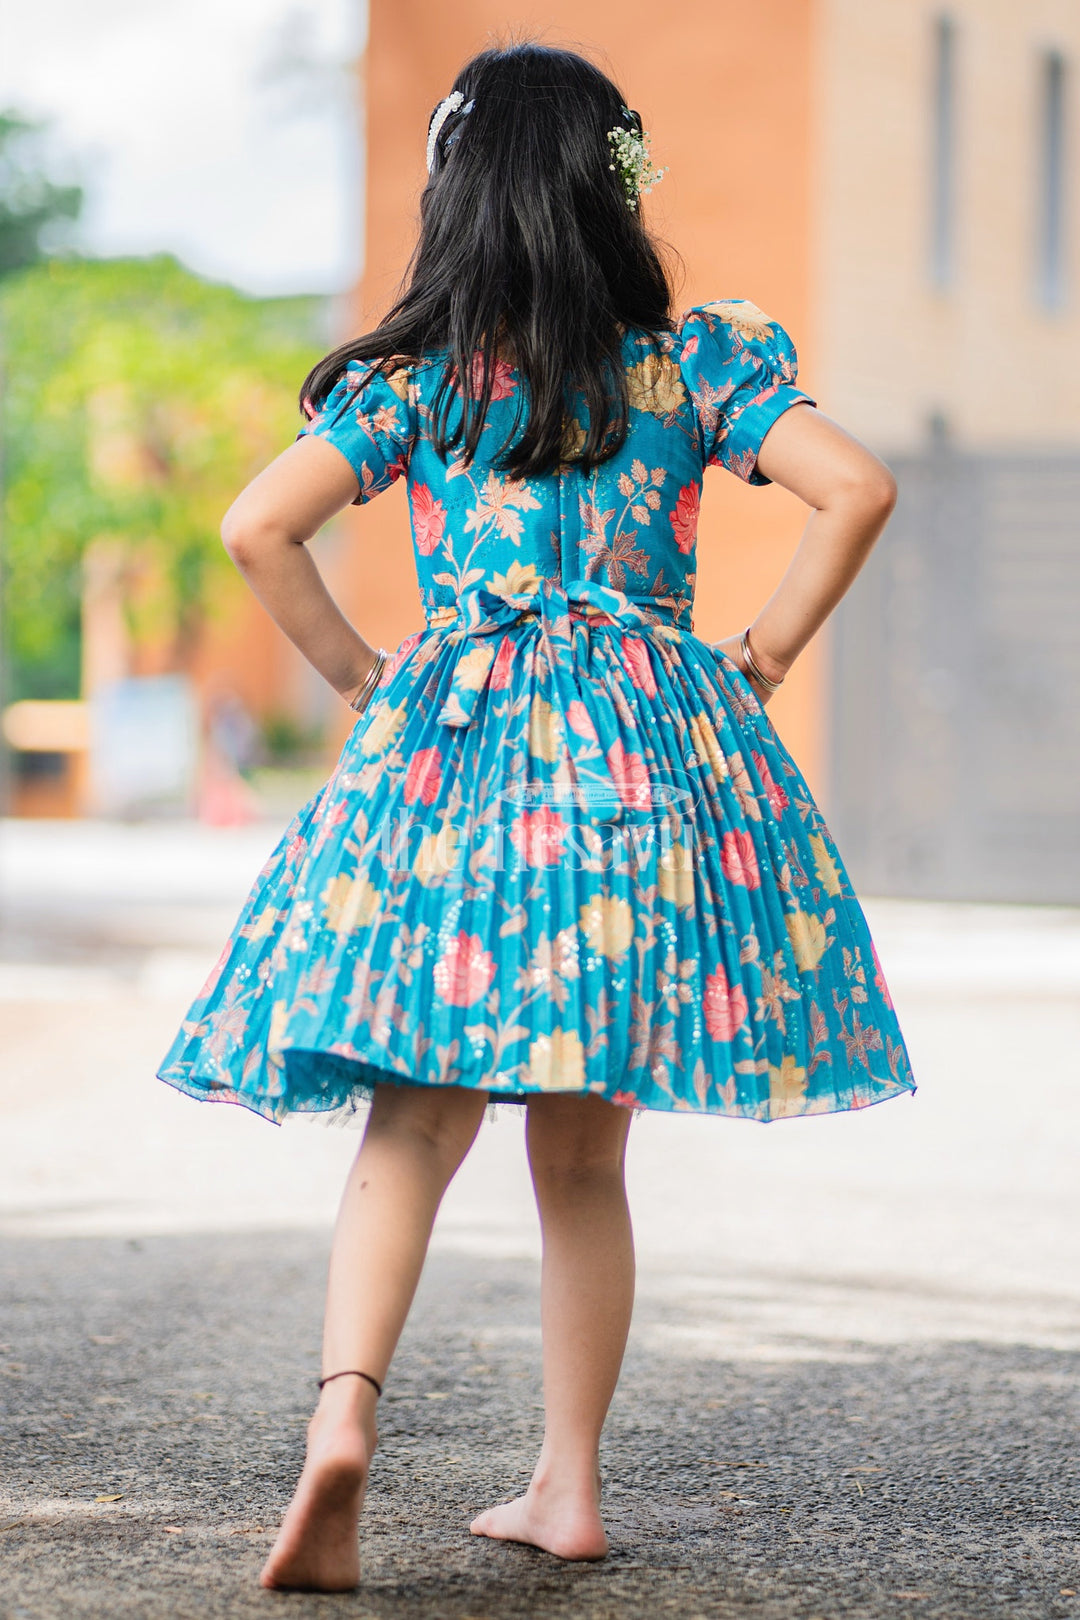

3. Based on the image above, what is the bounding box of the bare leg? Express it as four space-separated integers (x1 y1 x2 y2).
260 1081 488 1592
470 1092 634 1559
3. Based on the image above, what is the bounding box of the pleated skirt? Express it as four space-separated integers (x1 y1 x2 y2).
157 617 917 1125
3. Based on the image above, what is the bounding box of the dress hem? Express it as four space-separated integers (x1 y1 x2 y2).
156 1047 917 1131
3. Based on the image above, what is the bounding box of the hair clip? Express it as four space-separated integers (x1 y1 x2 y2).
426 91 464 174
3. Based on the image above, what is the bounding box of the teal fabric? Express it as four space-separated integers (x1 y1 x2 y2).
158 301 917 1124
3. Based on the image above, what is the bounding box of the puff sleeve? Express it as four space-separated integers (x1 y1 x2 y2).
678 301 816 486
299 359 415 504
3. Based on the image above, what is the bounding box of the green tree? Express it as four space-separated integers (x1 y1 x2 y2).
0 254 325 699
0 111 83 278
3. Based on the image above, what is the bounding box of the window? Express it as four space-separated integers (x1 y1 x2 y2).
929 14 957 289
1036 49 1068 310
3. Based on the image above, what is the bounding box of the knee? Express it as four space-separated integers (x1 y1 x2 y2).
368 1086 484 1169
527 1136 626 1191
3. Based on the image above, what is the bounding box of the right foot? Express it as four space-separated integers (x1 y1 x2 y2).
470 1476 609 1561
259 1387 377 1592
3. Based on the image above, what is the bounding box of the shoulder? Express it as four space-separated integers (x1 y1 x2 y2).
675 299 798 369
305 356 423 436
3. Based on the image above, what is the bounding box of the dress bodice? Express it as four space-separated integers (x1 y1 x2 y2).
300 300 815 636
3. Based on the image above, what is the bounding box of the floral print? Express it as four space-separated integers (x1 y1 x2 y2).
158 300 917 1124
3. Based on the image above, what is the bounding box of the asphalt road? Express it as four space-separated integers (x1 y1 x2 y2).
2 1232 1079 1620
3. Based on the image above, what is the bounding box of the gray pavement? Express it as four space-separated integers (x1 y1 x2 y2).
2 817 1080 1619
2 1234 1079 1620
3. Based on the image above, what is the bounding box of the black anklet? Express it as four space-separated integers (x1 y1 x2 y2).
317 1369 383 1397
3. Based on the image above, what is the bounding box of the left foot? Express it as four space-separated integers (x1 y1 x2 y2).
259 1385 377 1592
470 1475 608 1561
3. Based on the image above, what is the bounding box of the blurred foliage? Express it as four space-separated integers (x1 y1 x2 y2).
0 254 325 699
258 709 327 766
0 111 83 278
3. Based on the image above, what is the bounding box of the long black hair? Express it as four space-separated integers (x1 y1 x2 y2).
300 41 676 480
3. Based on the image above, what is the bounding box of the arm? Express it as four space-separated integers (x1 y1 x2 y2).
713 403 897 704
220 435 378 708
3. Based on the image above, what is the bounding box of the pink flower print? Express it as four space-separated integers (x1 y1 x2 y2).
681 336 699 358
566 700 598 741
720 829 762 888
752 750 790 817
370 404 401 437
285 832 307 868
302 395 318 419
671 483 700 554
607 738 652 810
491 633 516 692
404 746 443 807
412 484 447 554
312 799 348 857
870 938 895 1011
384 630 421 684
703 964 749 1042
433 930 497 1006
197 942 231 1002
460 352 517 400
621 636 658 699
510 807 569 867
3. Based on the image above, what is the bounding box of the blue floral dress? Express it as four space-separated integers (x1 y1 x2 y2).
158 300 917 1124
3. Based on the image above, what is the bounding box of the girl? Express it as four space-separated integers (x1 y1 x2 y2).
158 40 915 1593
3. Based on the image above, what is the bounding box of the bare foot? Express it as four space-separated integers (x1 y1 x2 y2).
470 1473 609 1561
259 1383 377 1592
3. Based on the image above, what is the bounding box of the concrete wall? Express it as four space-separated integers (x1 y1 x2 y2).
816 0 1080 452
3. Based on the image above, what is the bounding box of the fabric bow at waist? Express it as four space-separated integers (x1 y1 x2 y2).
425 576 679 823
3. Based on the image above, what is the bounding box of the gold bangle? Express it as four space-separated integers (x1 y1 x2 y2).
739 628 785 693
348 648 389 713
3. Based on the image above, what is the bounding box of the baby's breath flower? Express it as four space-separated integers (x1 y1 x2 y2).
606 119 667 211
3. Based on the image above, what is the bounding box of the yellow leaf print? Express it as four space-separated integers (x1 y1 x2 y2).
322 872 382 936
686 712 729 782
701 299 775 342
241 904 280 941
808 832 843 896
768 1053 808 1117
626 352 686 416
491 560 541 596
360 700 407 757
528 695 562 763
559 416 587 460
727 752 763 822
579 895 635 961
453 642 497 692
385 364 411 400
528 1027 587 1090
785 907 829 972
413 825 461 885
658 837 696 910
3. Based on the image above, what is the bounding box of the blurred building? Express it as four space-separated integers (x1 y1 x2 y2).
347 0 1080 902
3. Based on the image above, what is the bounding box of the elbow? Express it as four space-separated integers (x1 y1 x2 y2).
867 462 899 517
220 505 252 568
826 458 898 527
220 507 285 570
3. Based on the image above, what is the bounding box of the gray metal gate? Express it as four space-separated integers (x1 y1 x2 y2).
826 446 1080 903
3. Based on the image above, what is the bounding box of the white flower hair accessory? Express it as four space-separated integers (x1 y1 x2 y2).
607 110 666 211
426 91 473 175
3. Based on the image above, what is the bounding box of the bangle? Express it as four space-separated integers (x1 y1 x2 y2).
739 627 785 693
348 648 389 714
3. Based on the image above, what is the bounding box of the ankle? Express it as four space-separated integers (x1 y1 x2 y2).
531 1455 602 1504
312 1379 379 1440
